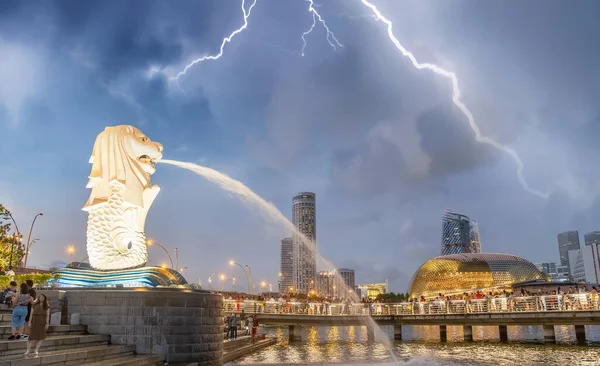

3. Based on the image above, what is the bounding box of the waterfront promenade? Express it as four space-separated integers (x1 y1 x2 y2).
224 296 600 343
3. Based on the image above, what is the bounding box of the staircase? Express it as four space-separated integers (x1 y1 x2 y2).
223 335 277 363
0 306 164 366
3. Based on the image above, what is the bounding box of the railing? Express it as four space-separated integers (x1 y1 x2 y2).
223 294 600 316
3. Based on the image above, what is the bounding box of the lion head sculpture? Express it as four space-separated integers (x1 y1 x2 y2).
83 125 163 210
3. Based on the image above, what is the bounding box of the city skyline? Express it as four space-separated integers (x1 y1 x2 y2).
2 1 600 293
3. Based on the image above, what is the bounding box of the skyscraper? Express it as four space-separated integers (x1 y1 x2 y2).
292 192 316 294
584 231 600 246
441 209 472 255
279 237 294 293
470 220 482 253
557 230 580 274
338 268 356 292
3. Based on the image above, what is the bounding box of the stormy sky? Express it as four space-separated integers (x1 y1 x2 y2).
1 0 600 292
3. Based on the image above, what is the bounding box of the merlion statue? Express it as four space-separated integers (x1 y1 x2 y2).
82 125 163 270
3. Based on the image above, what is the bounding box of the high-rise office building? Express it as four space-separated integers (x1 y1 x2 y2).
557 230 580 274
441 210 472 255
470 220 482 253
584 231 600 246
292 192 316 294
317 268 355 298
279 237 294 293
338 268 356 292
568 243 600 283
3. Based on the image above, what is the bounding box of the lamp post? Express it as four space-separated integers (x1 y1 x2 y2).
174 247 179 271
23 213 43 269
229 260 252 294
147 240 174 269
208 272 217 289
220 276 239 292
67 246 75 265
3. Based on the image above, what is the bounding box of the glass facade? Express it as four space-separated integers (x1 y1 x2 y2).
441 210 472 255
557 230 580 273
293 192 316 294
408 253 549 299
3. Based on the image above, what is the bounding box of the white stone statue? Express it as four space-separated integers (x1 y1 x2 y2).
82 125 163 270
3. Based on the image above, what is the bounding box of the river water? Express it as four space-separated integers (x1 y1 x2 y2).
229 325 600 365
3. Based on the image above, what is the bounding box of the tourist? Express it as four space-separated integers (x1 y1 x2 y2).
23 279 37 340
9 283 32 340
230 314 238 340
224 315 231 340
24 294 50 357
3 281 17 306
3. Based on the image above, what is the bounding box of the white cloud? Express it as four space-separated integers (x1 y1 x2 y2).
0 39 44 126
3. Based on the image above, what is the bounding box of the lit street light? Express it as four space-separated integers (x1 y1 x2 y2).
220 276 239 291
208 272 217 289
147 240 174 269
229 260 252 294
67 246 75 265
23 212 43 269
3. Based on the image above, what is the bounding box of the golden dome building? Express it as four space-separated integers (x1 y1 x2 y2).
408 253 549 299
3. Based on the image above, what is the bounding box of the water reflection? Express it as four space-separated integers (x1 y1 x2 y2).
231 325 600 365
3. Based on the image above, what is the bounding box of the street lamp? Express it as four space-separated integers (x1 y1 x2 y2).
147 240 174 269
208 272 217 289
229 260 252 294
23 213 43 269
220 276 239 291
67 246 75 265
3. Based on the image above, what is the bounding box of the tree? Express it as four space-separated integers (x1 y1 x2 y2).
0 205 24 269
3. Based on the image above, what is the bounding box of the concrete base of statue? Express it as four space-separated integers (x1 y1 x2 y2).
53 264 188 287
48 288 223 365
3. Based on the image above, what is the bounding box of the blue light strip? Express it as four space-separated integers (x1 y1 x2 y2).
53 266 188 288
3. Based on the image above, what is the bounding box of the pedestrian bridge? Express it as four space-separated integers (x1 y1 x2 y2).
223 296 600 343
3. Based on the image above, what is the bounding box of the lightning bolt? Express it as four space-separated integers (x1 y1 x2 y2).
170 0 258 83
358 0 549 199
301 0 343 56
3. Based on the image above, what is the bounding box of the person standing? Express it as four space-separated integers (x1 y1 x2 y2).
25 294 50 357
23 279 36 340
230 314 238 340
9 283 31 340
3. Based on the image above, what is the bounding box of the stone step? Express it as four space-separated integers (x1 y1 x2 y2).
223 337 277 363
0 344 136 366
223 335 265 352
0 334 110 358
0 325 87 339
80 354 165 366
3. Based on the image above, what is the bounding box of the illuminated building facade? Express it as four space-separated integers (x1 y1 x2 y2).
408 253 549 299
279 237 294 293
355 282 387 300
293 192 316 294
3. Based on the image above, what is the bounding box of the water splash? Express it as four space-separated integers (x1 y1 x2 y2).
159 159 397 360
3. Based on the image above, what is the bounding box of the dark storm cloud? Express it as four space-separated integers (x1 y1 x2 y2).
3 0 600 294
